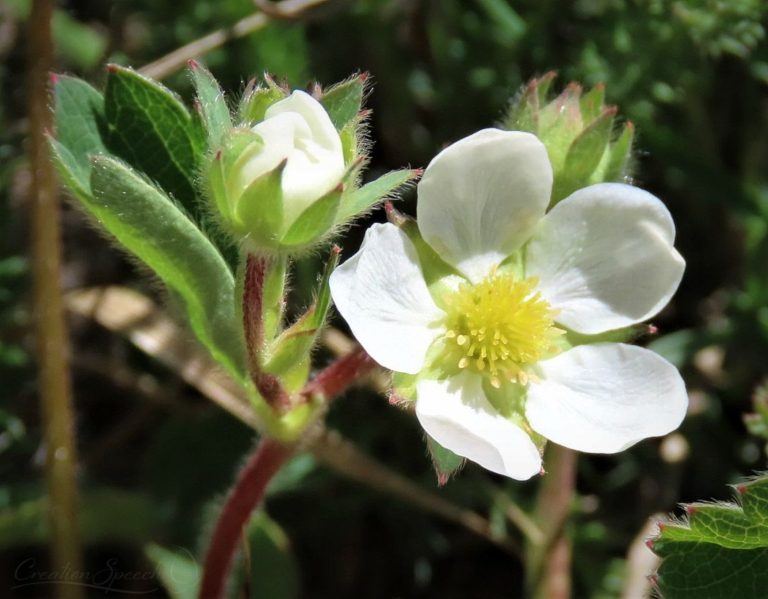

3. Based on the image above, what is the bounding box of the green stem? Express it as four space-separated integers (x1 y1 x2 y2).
27 0 83 595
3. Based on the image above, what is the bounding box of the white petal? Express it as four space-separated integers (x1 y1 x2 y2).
280 140 345 223
416 373 542 480
265 90 342 153
417 129 552 282
240 113 299 191
329 223 445 374
525 183 685 334
526 343 688 453
251 91 345 224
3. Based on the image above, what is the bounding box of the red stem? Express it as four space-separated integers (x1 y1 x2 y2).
198 437 294 599
302 347 377 401
243 254 290 410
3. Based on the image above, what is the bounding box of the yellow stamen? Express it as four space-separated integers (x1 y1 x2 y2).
440 271 562 385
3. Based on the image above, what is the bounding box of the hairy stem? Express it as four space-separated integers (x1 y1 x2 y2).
27 0 83 595
243 254 290 410
302 346 378 402
528 444 577 599
198 438 295 599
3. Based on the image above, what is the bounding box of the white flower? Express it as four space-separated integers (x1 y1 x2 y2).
330 128 688 480
236 90 345 227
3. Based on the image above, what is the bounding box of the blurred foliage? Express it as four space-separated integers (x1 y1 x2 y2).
2 0 768 597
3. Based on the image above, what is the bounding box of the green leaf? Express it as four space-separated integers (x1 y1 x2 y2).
338 169 418 222
104 65 205 217
280 189 340 248
320 75 365 130
651 474 768 599
246 512 300 599
189 61 233 150
426 436 465 486
145 544 200 599
52 75 108 193
87 155 244 380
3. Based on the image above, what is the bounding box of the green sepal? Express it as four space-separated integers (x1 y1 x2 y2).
263 249 339 376
391 371 417 401
239 79 287 124
103 65 205 217
320 74 366 130
601 121 635 182
280 187 341 249
338 168 419 223
579 82 606 123
85 154 245 382
426 435 465 486
205 150 232 231
339 120 360 165
552 106 617 203
561 325 639 352
189 60 232 149
236 159 286 247
503 71 556 133
537 83 584 174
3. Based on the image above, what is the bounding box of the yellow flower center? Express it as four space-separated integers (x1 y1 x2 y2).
441 271 564 388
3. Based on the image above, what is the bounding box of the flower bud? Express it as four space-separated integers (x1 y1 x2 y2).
503 72 635 203
208 89 347 251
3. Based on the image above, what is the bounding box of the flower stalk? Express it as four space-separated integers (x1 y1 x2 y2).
302 346 378 402
198 437 296 599
198 345 379 597
527 444 578 599
242 253 291 411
